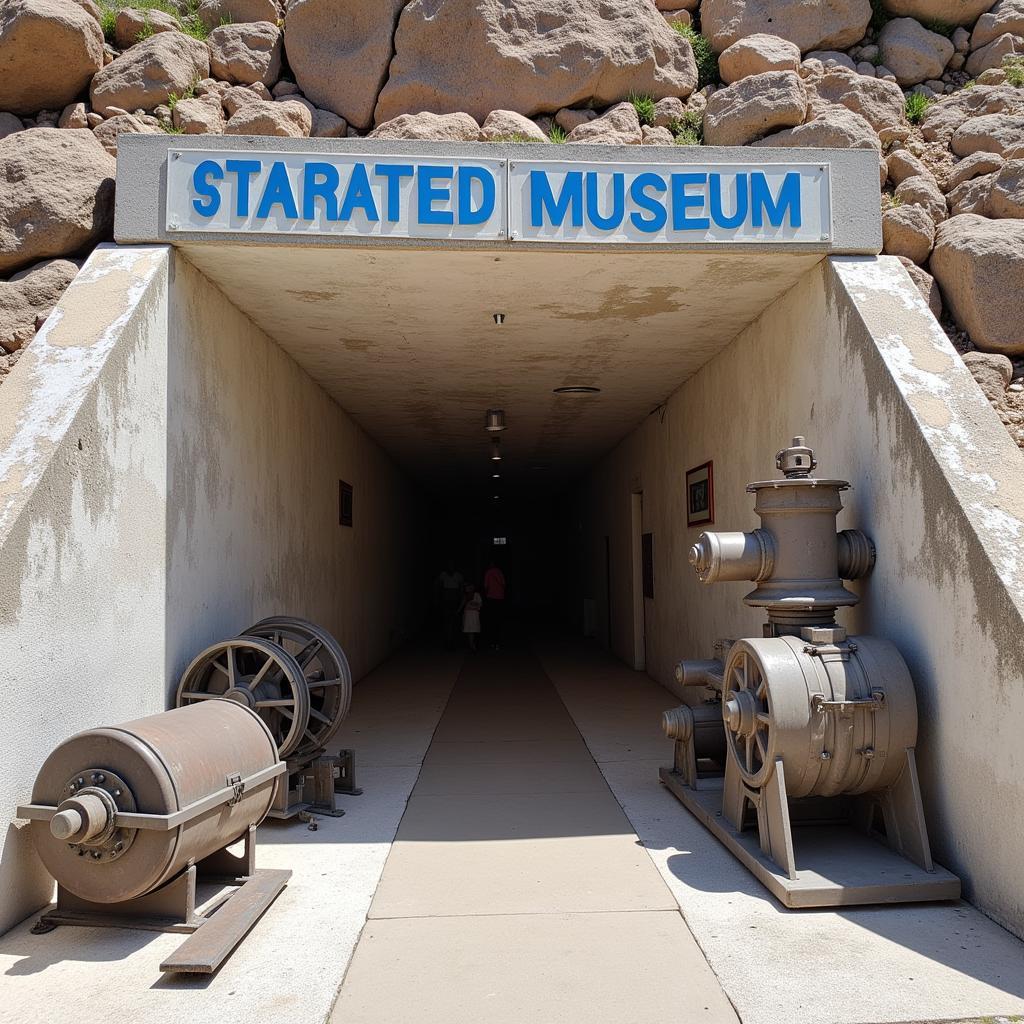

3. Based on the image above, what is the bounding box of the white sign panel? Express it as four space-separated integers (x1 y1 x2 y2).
507 160 831 244
166 150 508 240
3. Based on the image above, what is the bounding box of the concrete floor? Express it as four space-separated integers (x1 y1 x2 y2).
2 636 1024 1024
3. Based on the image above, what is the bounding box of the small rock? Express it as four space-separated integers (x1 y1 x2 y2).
943 151 1004 191
990 159 1024 218
92 111 160 155
196 0 280 29
895 175 947 222
480 109 548 142
946 172 997 215
224 98 312 136
662 10 692 27
272 80 300 98
209 22 282 86
953 27 971 54
113 6 178 49
172 96 226 134
962 350 1013 404
948 52 966 70
566 102 642 145
555 108 598 132
718 34 801 84
85 111 103 127
58 102 89 129
641 124 676 145
805 66 906 135
805 50 857 70
248 82 273 101
0 112 23 138
952 114 1024 158
887 148 930 184
652 96 686 127
856 61 877 76
368 110 481 142
896 255 943 319
702 70 806 147
223 85 261 115
0 258 81 353
882 203 935 263
311 108 346 137
978 67 1008 84
878 18 954 86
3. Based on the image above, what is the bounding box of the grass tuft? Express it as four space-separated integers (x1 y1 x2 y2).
671 22 719 90
548 124 567 144
1005 55 1024 87
669 110 703 146
904 91 933 124
96 0 210 46
629 92 656 127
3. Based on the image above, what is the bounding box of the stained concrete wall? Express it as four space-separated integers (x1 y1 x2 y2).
579 255 1024 938
0 246 418 935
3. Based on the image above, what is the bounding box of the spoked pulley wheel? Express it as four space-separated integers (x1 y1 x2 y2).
243 616 352 759
176 637 311 758
722 642 776 788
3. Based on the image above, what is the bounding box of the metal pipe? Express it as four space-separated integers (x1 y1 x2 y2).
689 529 775 584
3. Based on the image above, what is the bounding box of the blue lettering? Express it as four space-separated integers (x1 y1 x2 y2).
530 170 583 228
585 172 624 231
670 173 709 230
375 163 414 221
629 172 667 233
256 161 298 219
751 171 802 228
225 159 262 217
418 166 454 225
457 166 495 225
709 172 748 230
191 160 223 217
339 163 379 222
302 162 339 221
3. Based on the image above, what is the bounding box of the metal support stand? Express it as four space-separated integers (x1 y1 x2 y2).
269 749 362 820
30 826 290 974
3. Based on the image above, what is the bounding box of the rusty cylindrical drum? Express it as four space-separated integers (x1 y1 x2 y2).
26 701 281 904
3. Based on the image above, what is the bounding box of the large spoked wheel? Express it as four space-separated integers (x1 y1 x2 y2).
722 642 776 788
243 616 352 759
176 637 311 758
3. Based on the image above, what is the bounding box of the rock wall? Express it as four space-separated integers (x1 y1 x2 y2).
1 0 1023 439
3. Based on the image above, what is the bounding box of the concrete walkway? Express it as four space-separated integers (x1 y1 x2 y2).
329 645 739 1024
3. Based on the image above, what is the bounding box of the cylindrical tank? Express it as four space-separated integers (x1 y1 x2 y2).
28 701 280 904
720 635 918 799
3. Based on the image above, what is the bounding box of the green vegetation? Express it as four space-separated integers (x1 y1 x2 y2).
1005 55 1024 88
869 0 891 33
904 91 933 124
166 80 198 113
548 124 568 144
671 22 719 89
629 92 656 127
669 110 703 146
96 0 210 46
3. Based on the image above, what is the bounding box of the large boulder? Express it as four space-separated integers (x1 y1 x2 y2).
882 0 991 26
90 31 210 116
805 66 906 135
951 114 1024 157
878 17 954 86
718 33 801 83
702 70 806 146
373 0 697 125
368 110 481 141
0 129 114 276
224 98 312 136
565 101 642 144
700 0 871 55
882 203 935 263
930 215 1024 355
172 95 227 134
196 0 280 29
990 158 1024 218
0 0 104 117
0 258 80 353
965 33 1024 77
113 6 178 49
894 174 947 223
92 112 161 155
946 172 996 215
285 0 407 131
208 22 282 86
972 0 1024 49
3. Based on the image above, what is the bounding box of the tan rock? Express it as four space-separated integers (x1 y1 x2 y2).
642 124 676 144
701 0 871 54
881 0 991 25
965 33 1024 78
555 108 598 132
962 350 1013 405
0 0 104 117
951 114 1024 158
480 109 548 142
943 151 1003 192
703 70 806 147
271 80 300 97
896 256 943 319
972 0 1024 49
806 66 906 135
284 0 408 130
566 102 642 145
196 0 280 29
368 111 481 142
990 158 1024 218
90 31 210 116
930 215 1024 355
718 34 801 84
172 96 226 133
209 22 282 86
224 97 311 136
0 128 115 275
113 6 178 49
0 257 80 353
895 175 947 222
887 149 930 185
92 111 160 154
655 0 699 9
58 101 89 128
223 84 262 115
878 18 954 86
805 50 856 70
662 9 691 26
882 203 935 263
946 172 996 215
311 108 347 138
374 0 697 125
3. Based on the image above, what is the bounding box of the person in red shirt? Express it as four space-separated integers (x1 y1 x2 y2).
482 560 507 650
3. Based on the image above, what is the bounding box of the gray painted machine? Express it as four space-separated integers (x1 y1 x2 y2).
661 438 961 907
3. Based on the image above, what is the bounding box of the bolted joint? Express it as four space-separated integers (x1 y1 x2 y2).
689 528 775 585
662 706 694 741
837 529 876 580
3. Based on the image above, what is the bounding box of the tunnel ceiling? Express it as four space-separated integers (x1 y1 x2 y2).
179 244 822 491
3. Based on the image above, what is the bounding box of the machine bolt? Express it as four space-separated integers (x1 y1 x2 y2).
861 747 875 759
77 778 84 787
77 849 85 857
92 773 106 784
113 841 124 853
820 751 832 761
113 790 122 798
91 851 101 860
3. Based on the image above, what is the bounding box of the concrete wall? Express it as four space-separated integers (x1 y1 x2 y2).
579 255 1024 938
0 247 170 934
0 246 418 935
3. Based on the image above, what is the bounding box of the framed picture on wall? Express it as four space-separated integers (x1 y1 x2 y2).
686 461 714 527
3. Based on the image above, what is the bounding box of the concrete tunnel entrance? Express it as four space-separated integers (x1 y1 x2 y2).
4 136 1024 1022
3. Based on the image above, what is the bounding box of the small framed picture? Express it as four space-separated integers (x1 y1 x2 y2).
686 461 714 527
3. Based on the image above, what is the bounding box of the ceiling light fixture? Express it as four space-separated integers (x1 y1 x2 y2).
493 313 506 325
492 473 501 479
485 408 506 432
490 438 502 462
553 386 601 395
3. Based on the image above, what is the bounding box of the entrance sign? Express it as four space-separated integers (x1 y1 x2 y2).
507 160 831 244
166 151 508 240
165 150 832 245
